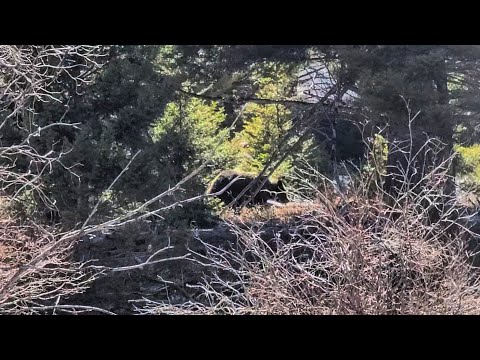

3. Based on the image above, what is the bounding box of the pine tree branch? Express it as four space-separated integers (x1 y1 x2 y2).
178 89 316 107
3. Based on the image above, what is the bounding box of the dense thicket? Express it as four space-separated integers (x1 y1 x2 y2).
3 45 480 224
4 45 480 315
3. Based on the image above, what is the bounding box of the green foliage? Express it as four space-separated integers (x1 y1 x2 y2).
229 63 296 179
363 134 389 193
364 134 389 174
29 45 175 222
456 144 480 192
8 189 37 219
154 45 184 77
230 102 293 177
151 97 237 177
10 44 480 229
147 97 239 224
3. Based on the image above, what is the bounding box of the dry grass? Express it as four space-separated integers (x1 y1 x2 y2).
222 201 318 224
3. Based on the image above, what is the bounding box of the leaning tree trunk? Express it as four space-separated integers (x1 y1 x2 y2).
434 57 456 196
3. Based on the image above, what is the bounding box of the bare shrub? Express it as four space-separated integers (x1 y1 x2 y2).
135 131 480 315
0 45 107 121
0 218 103 314
0 45 108 216
0 46 109 314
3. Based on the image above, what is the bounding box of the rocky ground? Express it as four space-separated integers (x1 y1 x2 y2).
64 198 480 315
65 221 240 314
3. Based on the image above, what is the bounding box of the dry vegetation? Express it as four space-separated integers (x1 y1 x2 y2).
4 130 480 314
0 219 100 314
134 138 480 315
3 111 480 314
2 45 480 315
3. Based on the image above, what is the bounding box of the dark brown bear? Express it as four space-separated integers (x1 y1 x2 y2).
206 170 287 207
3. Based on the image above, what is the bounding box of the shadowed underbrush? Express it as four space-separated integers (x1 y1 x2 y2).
135 140 480 315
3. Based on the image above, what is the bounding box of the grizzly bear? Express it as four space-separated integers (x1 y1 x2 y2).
206 170 287 207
